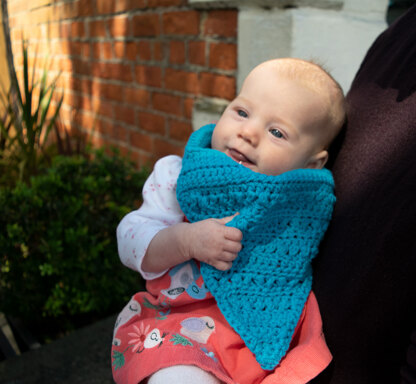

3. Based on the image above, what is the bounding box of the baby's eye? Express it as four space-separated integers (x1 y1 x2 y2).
269 128 284 139
237 109 248 118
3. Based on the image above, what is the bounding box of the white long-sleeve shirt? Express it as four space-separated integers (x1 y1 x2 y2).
116 155 184 280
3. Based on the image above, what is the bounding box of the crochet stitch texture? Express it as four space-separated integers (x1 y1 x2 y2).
176 124 336 370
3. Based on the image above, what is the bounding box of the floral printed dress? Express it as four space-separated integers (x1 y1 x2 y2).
111 156 332 384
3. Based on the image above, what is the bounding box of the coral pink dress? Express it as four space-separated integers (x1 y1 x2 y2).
111 156 332 384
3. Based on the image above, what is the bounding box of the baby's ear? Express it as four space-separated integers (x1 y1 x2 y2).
306 150 328 169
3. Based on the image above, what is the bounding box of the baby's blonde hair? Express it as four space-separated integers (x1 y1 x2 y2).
260 58 346 149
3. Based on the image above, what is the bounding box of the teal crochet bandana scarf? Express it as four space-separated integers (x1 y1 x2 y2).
176 124 336 370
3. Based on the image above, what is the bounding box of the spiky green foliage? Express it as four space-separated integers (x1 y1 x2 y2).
0 40 63 186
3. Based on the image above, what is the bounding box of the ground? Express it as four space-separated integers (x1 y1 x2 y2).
0 315 117 384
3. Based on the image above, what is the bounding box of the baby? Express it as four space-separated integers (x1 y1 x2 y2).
112 58 346 384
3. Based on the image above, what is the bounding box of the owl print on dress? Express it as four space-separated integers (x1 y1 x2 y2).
180 316 216 344
137 328 168 353
113 298 141 346
161 260 209 300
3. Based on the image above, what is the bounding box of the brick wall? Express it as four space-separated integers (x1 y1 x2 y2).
7 0 237 167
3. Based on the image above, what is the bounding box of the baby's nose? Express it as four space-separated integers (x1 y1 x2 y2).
239 122 261 145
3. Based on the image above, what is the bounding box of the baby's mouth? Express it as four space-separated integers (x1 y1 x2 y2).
228 148 253 166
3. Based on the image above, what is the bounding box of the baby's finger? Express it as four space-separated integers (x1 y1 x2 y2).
223 241 242 255
212 260 233 271
218 251 238 263
224 226 243 242
216 212 239 225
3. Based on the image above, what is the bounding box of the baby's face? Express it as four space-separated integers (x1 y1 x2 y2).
211 63 330 176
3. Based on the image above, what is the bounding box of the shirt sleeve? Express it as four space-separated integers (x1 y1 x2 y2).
116 155 184 280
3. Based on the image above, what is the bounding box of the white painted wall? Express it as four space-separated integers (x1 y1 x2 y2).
238 0 389 93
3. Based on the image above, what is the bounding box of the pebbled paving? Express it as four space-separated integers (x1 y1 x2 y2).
0 315 117 384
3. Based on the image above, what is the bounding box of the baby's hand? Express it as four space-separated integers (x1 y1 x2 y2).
185 214 242 271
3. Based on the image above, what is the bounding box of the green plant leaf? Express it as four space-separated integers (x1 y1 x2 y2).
0 151 148 332
44 92 63 145
0 39 66 184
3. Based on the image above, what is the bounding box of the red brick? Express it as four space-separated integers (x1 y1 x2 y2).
130 130 153 151
92 82 125 102
109 15 129 37
72 59 92 77
200 72 236 100
107 124 128 142
9 1 26 14
92 62 133 82
169 119 193 142
59 22 71 39
81 95 113 118
164 68 199 94
152 92 182 115
76 0 95 17
59 1 82 19
96 101 115 119
163 11 199 36
81 96 114 119
169 41 185 64
96 0 115 15
46 23 59 39
93 117 111 136
115 105 136 125
114 41 126 59
90 81 102 99
8 15 16 30
89 134 106 149
63 76 91 95
10 30 22 47
121 0 147 11
126 42 139 61
56 73 70 91
64 92 81 109
148 0 184 7
56 40 70 56
97 0 146 14
59 105 75 125
135 65 162 87
138 112 165 135
74 110 94 128
184 98 194 119
204 10 237 37
209 42 237 70
153 137 184 158
58 41 72 56
89 19 107 38
137 152 153 169
189 41 206 66
92 42 112 60
76 78 93 95
132 14 160 37
153 42 164 61
118 146 137 162
30 6 54 24
80 42 92 59
71 21 86 38
124 87 150 107
138 41 152 61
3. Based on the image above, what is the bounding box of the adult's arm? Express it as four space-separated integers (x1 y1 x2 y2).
312 5 416 383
